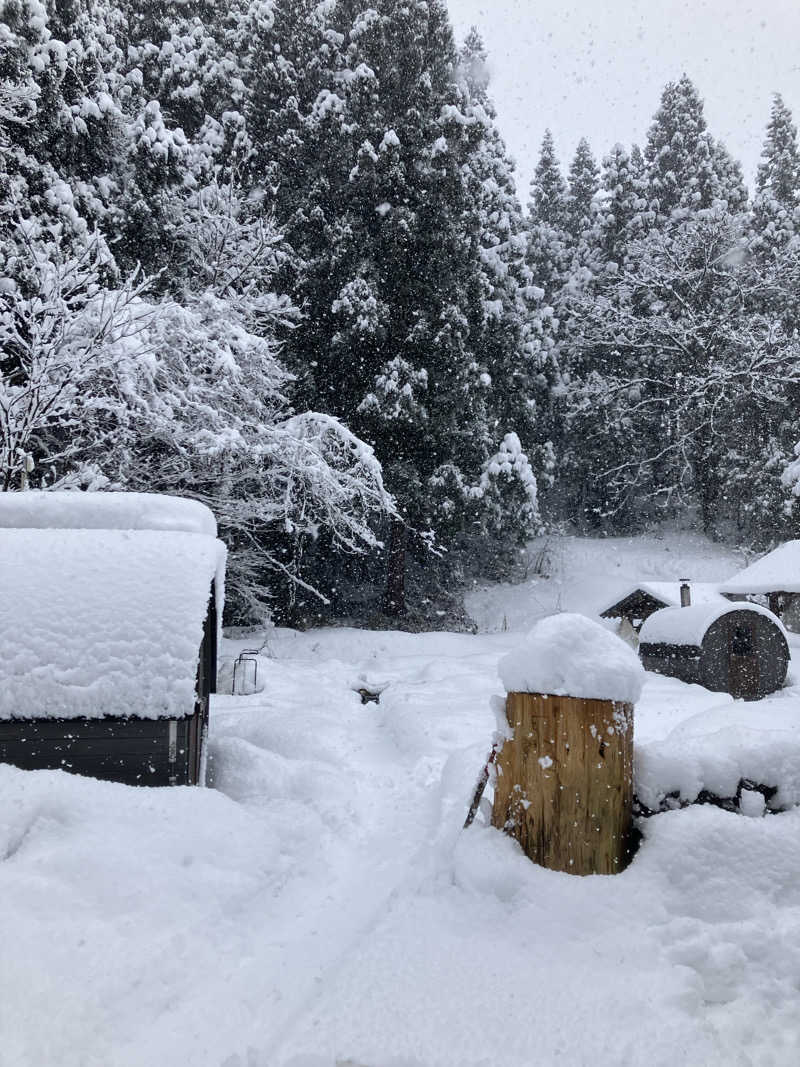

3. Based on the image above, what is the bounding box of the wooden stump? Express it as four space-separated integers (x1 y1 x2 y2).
492 692 634 876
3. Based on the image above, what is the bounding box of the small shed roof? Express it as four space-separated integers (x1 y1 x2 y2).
639 602 786 648
0 490 217 536
600 581 726 618
720 541 800 595
0 493 226 721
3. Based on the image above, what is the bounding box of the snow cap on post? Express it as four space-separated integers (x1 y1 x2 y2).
498 613 645 703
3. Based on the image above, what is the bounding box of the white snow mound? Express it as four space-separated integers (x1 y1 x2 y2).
636 695 800 809
498 612 645 703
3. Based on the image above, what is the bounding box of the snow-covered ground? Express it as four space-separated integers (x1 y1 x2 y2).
2 533 800 1066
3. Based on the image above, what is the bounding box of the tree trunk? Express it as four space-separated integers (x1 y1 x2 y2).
492 692 634 875
383 518 407 616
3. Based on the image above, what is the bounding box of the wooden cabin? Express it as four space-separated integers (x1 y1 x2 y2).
600 581 727 631
638 603 789 701
720 541 800 633
0 492 226 786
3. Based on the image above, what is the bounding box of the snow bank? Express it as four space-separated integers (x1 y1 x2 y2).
640 601 786 647
636 695 800 810
0 529 225 720
498 612 645 703
721 540 800 594
0 490 217 536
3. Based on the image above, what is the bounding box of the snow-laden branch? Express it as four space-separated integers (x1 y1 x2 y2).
0 224 153 490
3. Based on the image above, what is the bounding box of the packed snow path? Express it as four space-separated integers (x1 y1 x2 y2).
2 622 800 1067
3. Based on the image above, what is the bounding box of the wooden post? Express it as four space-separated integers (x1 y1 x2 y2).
492 692 634 876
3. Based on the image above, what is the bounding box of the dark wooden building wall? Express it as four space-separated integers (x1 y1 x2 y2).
191 586 218 784
700 611 788 699
639 644 703 686
0 715 201 786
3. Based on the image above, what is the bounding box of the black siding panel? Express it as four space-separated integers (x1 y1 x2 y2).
0 717 196 787
638 643 703 685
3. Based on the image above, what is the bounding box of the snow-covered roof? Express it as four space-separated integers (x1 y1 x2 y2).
639 602 787 648
600 581 726 616
498 613 645 704
0 490 217 537
720 541 800 595
0 527 226 721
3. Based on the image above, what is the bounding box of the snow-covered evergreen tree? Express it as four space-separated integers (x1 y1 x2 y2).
711 140 748 212
560 136 602 307
455 27 554 562
556 77 762 533
525 130 571 302
745 99 800 530
530 129 567 226
644 75 743 221
757 94 800 208
565 137 599 242
751 94 800 263
591 143 651 270
2 0 125 225
108 0 247 277
247 2 545 616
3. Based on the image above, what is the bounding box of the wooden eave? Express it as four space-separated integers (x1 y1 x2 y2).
600 589 670 620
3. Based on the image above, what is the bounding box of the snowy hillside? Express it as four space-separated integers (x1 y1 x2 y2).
465 529 747 632
3 533 800 1066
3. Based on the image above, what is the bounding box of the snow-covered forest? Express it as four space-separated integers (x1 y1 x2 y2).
3 0 800 625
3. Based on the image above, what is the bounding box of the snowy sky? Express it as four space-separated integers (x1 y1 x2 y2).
447 0 800 201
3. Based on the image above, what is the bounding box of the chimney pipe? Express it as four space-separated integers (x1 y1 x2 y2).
680 579 691 607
